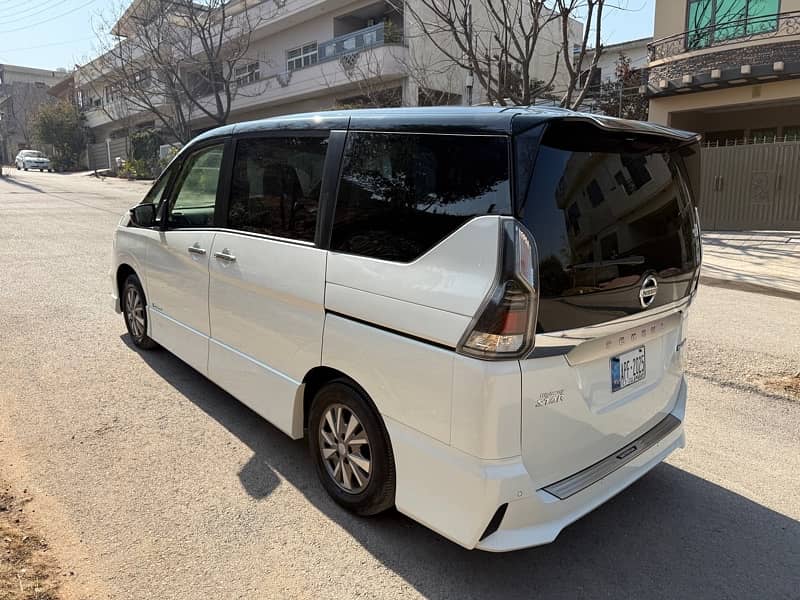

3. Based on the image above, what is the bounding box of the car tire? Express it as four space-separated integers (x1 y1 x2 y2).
23 167 28 171
309 380 395 516
40 169 44 172
121 274 157 350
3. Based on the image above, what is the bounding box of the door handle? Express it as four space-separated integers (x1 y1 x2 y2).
187 245 207 255
214 249 237 262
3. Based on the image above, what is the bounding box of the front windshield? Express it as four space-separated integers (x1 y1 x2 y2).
24 151 44 158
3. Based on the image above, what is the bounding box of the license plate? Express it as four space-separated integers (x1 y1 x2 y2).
611 346 646 392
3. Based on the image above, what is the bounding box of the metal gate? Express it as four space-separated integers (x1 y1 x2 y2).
87 138 129 171
700 141 800 230
87 141 109 171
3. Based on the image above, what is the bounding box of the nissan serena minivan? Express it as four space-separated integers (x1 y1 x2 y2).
111 107 701 551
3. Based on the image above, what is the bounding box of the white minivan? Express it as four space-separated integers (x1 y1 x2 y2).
112 107 702 551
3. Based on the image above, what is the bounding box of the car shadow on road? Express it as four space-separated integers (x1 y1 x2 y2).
0 175 43 193
123 335 800 599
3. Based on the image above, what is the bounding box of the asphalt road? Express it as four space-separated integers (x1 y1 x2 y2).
1 169 798 600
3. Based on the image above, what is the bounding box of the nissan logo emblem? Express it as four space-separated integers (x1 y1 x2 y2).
639 275 658 308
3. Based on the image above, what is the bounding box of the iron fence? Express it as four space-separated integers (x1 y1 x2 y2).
648 10 800 61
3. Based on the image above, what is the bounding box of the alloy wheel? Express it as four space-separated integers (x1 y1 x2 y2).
124 285 146 340
318 403 372 494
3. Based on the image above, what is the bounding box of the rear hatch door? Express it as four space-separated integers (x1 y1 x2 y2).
514 118 701 489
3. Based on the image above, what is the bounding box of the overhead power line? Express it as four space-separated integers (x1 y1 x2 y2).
0 0 65 26
0 37 94 54
0 0 99 34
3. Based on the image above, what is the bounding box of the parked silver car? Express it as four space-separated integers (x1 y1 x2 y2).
15 150 52 172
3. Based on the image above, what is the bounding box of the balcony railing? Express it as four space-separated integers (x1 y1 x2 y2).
317 22 402 64
648 10 800 61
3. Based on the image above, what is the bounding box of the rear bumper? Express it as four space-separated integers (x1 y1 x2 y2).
388 377 687 552
477 417 684 551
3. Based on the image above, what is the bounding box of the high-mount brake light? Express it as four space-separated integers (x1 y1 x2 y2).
458 219 539 359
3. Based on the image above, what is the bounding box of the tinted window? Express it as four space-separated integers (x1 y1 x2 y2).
167 144 224 228
517 123 700 332
228 136 328 242
331 132 510 262
142 171 171 206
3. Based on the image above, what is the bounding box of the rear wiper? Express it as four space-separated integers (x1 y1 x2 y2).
566 256 646 270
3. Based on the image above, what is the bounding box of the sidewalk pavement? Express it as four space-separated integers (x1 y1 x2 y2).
701 231 800 300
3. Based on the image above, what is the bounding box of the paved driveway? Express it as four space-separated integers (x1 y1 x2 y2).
0 170 798 599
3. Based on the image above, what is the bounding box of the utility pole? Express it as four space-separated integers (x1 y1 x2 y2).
0 109 5 174
465 2 474 106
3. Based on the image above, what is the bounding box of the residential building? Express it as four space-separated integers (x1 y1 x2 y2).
0 64 65 163
75 0 582 149
582 36 652 91
646 0 800 231
48 73 78 105
646 0 800 143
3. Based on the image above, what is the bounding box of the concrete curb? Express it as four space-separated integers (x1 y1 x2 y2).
700 276 800 302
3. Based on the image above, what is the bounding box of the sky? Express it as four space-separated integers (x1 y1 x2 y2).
0 0 657 72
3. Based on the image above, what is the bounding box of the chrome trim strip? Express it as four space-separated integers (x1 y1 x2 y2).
530 294 691 359
541 414 681 500
565 312 682 366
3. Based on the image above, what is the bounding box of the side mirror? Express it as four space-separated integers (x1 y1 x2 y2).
130 203 157 227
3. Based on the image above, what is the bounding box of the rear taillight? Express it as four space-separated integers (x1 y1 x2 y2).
458 219 539 360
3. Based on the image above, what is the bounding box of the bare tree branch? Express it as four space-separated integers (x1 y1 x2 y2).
400 0 601 107
87 0 270 144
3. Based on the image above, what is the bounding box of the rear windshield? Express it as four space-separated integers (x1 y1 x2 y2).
517 122 701 333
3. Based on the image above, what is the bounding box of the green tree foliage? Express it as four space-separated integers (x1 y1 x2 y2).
31 101 86 171
128 129 163 178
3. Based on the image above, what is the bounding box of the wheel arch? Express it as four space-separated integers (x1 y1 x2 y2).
300 364 398 514
298 366 388 440
116 263 138 301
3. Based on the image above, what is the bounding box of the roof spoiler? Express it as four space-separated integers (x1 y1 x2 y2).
561 114 702 145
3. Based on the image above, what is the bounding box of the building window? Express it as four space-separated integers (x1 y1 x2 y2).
287 43 318 72
188 66 223 96
586 179 605 207
234 62 261 86
580 67 602 92
783 125 800 141
704 129 745 145
750 127 778 143
686 0 780 50
132 69 151 88
104 85 120 103
621 154 652 189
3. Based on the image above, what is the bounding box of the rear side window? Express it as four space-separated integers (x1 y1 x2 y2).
331 132 511 262
228 136 328 242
